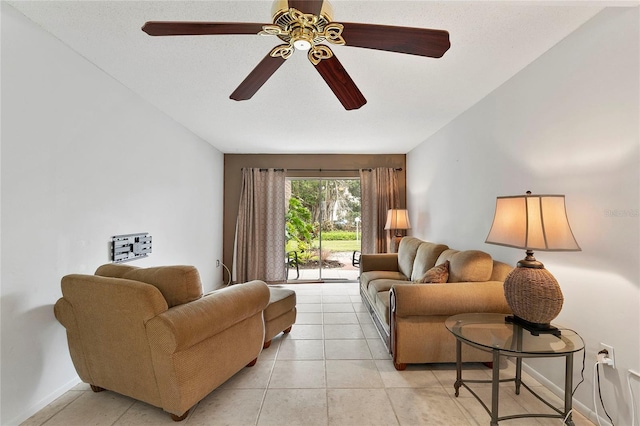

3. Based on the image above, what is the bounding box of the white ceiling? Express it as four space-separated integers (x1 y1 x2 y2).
7 1 612 154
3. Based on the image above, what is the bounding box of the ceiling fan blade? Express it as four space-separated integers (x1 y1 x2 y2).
340 22 450 58
313 53 366 110
142 22 267 36
230 54 287 101
288 0 324 17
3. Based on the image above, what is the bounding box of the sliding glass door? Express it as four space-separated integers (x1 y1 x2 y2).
285 178 361 281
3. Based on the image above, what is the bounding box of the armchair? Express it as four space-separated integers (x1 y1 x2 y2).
54 264 270 421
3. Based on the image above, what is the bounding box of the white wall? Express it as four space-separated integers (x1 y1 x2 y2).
407 7 639 425
1 3 225 424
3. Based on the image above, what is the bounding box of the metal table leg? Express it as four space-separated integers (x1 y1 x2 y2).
564 354 575 426
515 356 522 395
491 349 500 426
454 339 462 397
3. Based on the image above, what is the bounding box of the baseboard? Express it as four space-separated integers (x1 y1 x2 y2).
8 376 81 426
519 360 607 425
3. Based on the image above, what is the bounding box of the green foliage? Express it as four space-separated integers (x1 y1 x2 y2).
290 179 361 230
321 231 357 241
287 179 362 267
285 197 315 262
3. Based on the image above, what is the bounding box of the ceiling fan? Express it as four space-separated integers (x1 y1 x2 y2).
142 0 450 110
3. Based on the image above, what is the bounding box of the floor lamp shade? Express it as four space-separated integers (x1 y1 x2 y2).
486 193 580 329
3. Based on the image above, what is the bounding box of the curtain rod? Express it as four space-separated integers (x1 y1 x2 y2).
257 168 403 172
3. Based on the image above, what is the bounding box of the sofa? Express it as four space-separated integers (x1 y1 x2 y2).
54 263 270 420
360 237 512 370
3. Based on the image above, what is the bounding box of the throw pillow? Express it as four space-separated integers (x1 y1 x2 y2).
415 260 450 283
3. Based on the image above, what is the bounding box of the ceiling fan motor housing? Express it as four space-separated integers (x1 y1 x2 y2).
271 0 333 48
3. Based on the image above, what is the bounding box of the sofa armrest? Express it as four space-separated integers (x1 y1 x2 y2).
360 254 399 273
146 280 270 352
391 282 511 317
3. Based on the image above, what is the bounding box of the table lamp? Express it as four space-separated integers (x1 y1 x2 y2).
385 209 411 253
485 192 580 335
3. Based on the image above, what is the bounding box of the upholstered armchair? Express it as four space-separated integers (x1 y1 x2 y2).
54 263 270 421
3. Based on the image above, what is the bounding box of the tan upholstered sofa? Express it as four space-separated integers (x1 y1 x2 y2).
360 237 512 370
54 263 270 420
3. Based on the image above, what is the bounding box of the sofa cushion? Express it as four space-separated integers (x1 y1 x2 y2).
360 271 408 289
437 250 493 283
397 237 424 278
122 265 203 308
375 290 391 325
490 261 514 282
415 260 450 283
367 279 402 302
410 242 450 281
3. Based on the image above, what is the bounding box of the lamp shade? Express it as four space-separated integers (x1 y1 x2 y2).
384 209 411 230
485 194 580 252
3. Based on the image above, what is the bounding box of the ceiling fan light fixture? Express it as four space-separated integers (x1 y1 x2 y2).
294 39 312 51
291 27 314 50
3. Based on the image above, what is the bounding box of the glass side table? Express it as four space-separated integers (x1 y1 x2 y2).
445 313 584 426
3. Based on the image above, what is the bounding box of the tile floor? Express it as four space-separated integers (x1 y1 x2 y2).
23 282 595 426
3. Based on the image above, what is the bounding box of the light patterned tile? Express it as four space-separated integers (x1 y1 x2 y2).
277 339 325 360
326 360 384 388
376 360 443 388
324 324 365 339
187 388 264 426
322 295 351 303
325 339 372 359
328 388 398 426
353 302 368 312
321 285 352 295
295 312 323 325
323 312 359 324
20 390 84 426
356 311 374 324
42 391 134 426
258 389 327 426
268 360 326 389
114 400 186 425
368 338 392 360
219 360 274 389
287 324 323 340
387 387 472 426
361 322 381 338
322 303 354 313
296 294 322 304
296 303 322 312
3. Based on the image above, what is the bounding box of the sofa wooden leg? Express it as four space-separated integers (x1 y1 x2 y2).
263 340 272 349
393 361 407 371
170 409 189 422
246 357 258 367
283 326 292 334
90 384 105 393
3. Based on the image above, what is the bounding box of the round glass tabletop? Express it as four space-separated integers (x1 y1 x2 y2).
445 313 584 356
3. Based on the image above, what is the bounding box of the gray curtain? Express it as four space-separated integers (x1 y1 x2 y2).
360 168 400 254
234 168 286 283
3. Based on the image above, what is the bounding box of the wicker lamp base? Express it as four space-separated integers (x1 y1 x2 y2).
503 265 563 326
